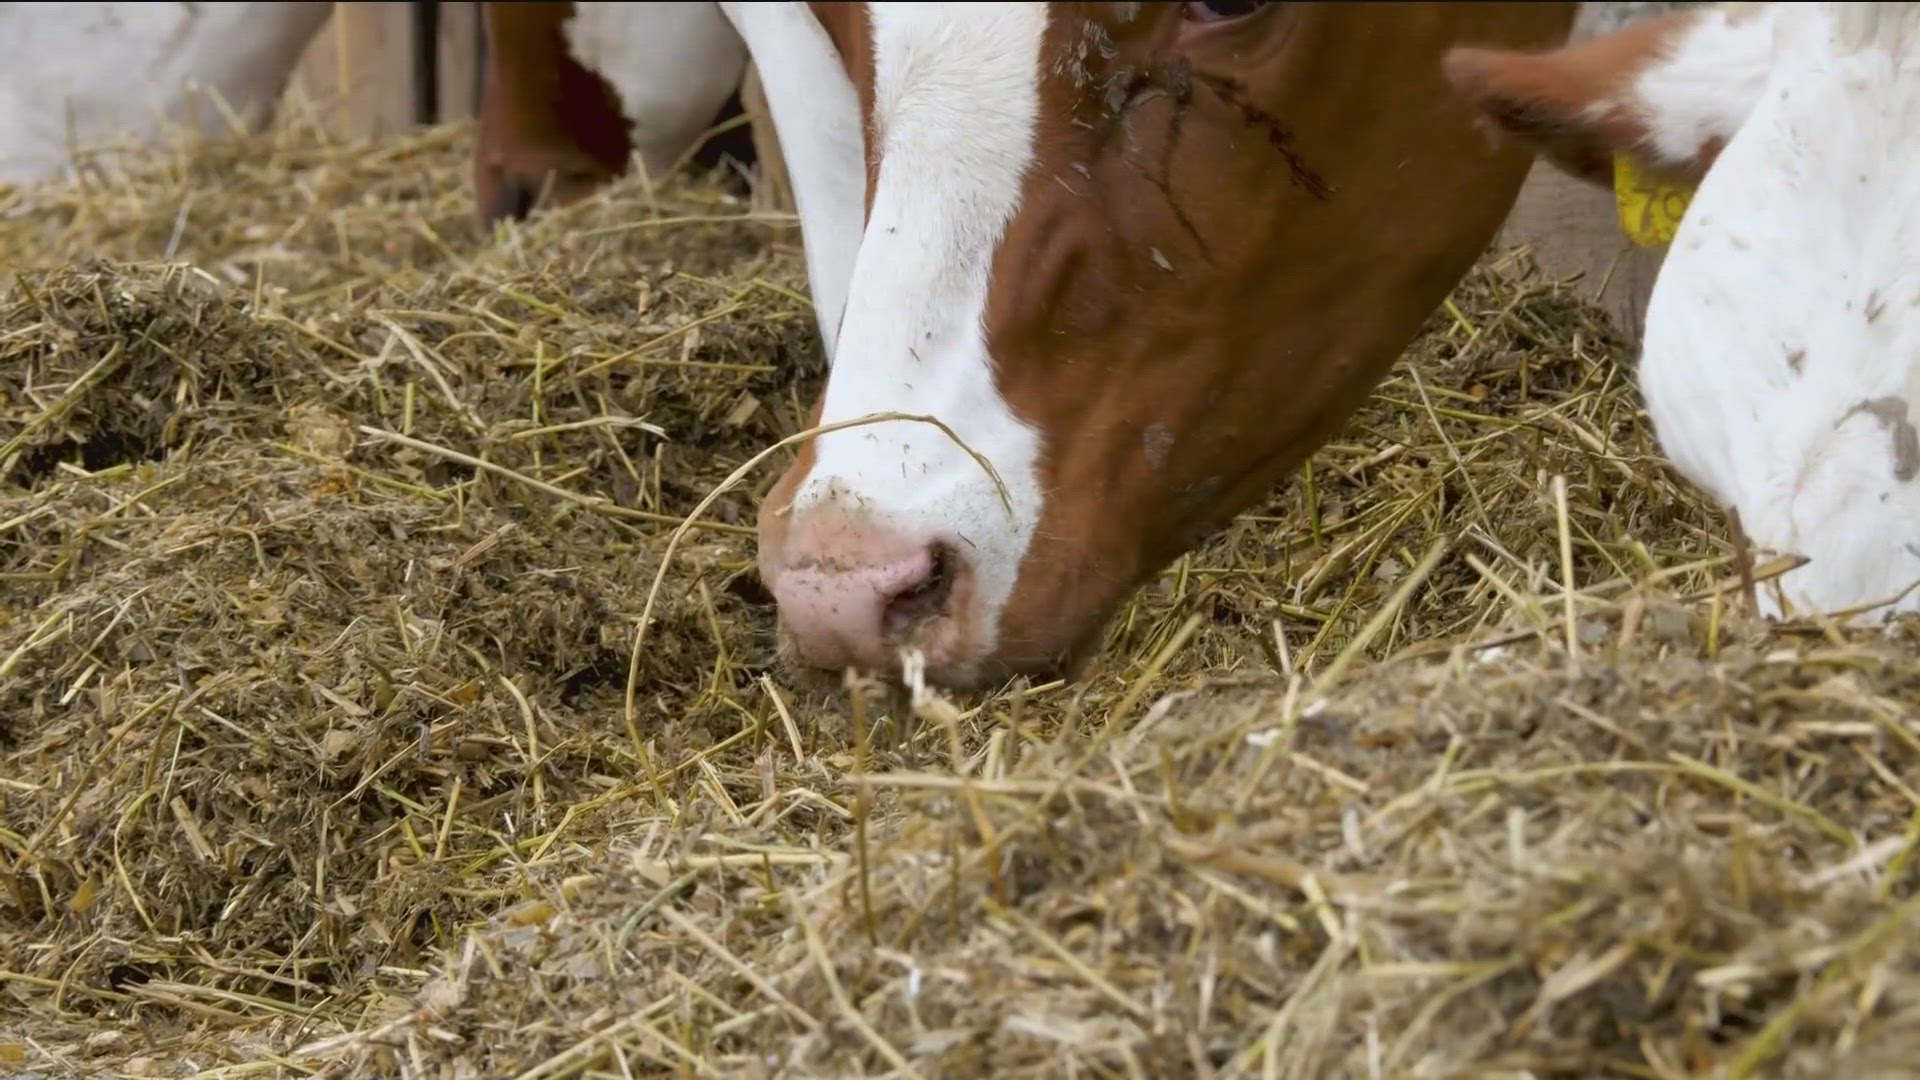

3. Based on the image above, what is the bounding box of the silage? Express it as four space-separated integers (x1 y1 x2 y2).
1 114 1916 1079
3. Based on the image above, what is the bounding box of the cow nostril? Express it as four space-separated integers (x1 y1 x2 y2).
481 177 539 225
505 180 537 221
883 543 956 640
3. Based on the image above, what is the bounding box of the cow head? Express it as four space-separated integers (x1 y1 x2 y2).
747 2 1581 688
474 2 633 223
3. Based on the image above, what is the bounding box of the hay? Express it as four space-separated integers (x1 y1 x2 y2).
3 114 1918 1079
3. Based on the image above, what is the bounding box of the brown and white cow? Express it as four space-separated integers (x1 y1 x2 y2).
473 3 756 222
481 2 1586 689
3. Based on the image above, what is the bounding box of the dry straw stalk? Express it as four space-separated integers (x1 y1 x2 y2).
3 107 1919 1079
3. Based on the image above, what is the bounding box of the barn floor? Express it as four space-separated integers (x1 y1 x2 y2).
4 118 1919 1079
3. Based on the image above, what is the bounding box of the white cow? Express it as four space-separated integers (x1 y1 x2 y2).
0 2 331 184
1451 1 1920 622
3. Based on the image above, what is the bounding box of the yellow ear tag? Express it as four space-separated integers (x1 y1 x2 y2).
1613 153 1697 247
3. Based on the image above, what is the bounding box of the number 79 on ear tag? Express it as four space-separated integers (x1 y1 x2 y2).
1613 153 1697 248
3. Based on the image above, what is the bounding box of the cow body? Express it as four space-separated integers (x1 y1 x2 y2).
0 2 330 184
1451 1 1920 622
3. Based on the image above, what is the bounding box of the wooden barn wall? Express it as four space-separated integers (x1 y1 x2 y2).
283 2 483 141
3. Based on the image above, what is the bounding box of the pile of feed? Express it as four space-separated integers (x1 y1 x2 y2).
4 115 1918 1079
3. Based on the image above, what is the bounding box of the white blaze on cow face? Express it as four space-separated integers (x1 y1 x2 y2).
728 2 1052 680
1456 1 1920 621
0 2 331 184
798 3 1049 662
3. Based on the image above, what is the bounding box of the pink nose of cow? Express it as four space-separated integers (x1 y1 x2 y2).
766 516 964 673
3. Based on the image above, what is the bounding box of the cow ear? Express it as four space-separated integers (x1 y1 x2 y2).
1445 7 1771 189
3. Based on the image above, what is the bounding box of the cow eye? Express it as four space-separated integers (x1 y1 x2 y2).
1182 0 1267 23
